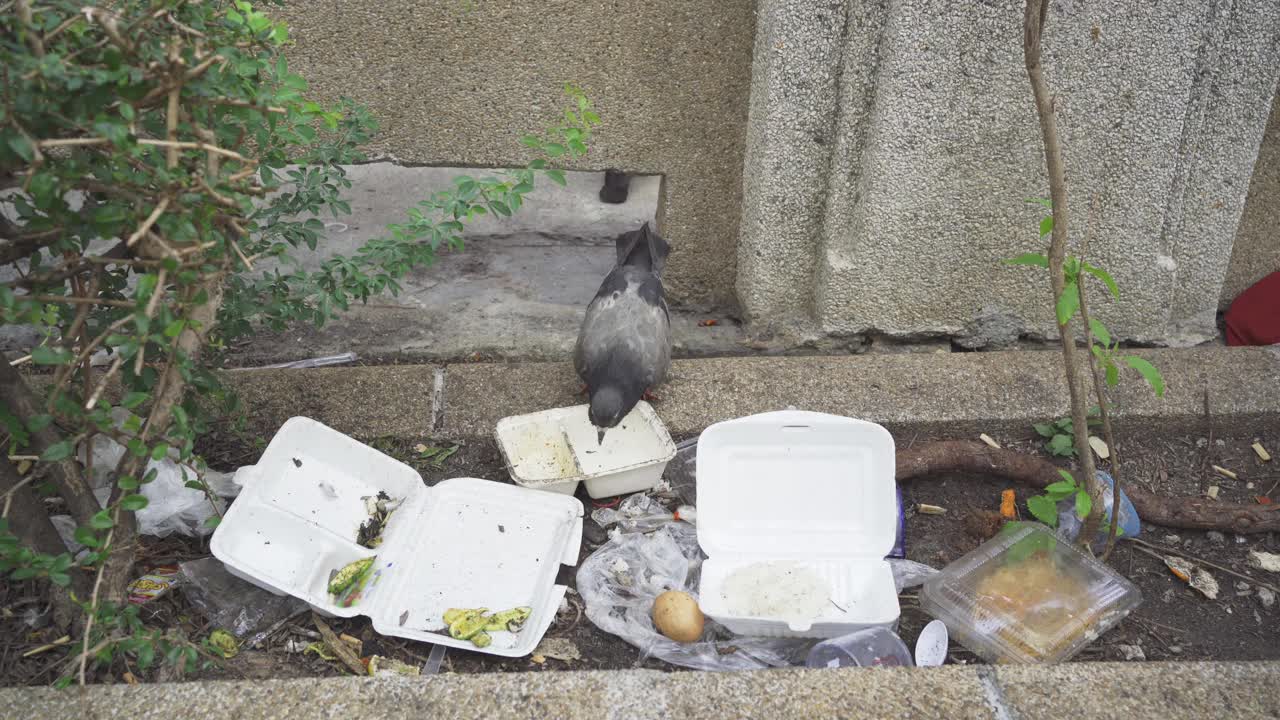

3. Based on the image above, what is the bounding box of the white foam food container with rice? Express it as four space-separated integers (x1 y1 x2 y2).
695 410 900 638
495 401 676 498
210 417 584 657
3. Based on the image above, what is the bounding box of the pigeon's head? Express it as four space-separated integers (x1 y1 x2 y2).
588 385 630 443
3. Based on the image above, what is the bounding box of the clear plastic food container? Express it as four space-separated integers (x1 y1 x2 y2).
919 522 1142 664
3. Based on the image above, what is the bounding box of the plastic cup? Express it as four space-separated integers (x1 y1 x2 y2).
805 627 915 669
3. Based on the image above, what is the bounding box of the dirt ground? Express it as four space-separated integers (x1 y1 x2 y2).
2 426 1277 685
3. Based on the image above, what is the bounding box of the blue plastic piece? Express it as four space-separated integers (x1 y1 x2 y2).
888 485 906 559
1057 470 1141 551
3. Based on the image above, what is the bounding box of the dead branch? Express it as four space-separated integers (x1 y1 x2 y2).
897 441 1280 534
1024 0 1102 543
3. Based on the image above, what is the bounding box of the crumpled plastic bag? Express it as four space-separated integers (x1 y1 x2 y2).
178 557 307 642
80 433 243 537
577 522 812 671
578 511 939 671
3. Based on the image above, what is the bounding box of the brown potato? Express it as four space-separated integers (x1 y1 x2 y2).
652 590 705 643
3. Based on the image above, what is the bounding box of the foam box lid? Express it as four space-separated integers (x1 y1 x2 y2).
695 410 897 560
211 417 584 657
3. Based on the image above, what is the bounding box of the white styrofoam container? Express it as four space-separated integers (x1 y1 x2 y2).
210 417 584 657
495 401 677 499
695 410 900 639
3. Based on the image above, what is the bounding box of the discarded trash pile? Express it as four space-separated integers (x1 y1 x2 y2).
129 404 1149 674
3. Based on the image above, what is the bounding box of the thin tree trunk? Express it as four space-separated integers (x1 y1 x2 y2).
1 460 84 630
100 277 225 605
1023 0 1103 546
0 360 99 527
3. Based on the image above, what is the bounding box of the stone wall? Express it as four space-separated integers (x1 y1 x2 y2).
740 0 1280 347
276 0 1279 344
273 0 756 310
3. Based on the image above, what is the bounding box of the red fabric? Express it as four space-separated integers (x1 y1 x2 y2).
1225 270 1280 346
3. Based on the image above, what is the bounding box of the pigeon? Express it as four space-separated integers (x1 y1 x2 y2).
574 222 671 444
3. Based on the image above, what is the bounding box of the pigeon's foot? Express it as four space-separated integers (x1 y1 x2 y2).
641 389 661 403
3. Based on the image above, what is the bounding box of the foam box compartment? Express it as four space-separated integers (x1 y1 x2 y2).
695 410 900 638
211 417 584 657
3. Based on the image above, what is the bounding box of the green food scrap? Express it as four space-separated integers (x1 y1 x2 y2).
328 557 374 596
208 629 239 659
485 606 532 632
444 606 533 647
448 610 490 641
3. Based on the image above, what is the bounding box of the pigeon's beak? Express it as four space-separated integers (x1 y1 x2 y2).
597 427 607 445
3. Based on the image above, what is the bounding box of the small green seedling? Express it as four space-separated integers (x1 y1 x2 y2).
1027 469 1093 528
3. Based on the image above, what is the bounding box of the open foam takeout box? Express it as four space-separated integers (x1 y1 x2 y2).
210 417 584 657
695 410 900 638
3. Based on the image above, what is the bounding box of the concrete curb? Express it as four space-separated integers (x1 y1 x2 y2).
222 346 1280 442
3 661 1277 719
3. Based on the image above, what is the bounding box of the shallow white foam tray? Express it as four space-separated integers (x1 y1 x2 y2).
210 417 584 657
695 410 900 639
495 401 676 498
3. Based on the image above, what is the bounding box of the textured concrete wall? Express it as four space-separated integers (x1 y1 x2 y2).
273 1 755 310
740 0 1280 347
1223 93 1280 307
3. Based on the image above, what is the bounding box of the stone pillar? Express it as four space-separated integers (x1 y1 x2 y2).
736 0 1280 347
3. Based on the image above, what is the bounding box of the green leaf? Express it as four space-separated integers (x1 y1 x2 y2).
74 526 100 548
118 475 139 490
121 494 149 511
1058 469 1076 485
40 440 74 463
1046 433 1075 456
1033 423 1056 438
542 143 566 157
1045 480 1078 494
122 392 148 409
1088 318 1111 346
1039 215 1054 237
1055 281 1080 326
7 135 35 162
1082 263 1120 299
90 510 114 530
1025 197 1053 208
519 135 542 149
31 345 72 365
49 572 71 587
545 169 566 186
163 320 185 338
1104 361 1119 387
1004 253 1049 268
1027 495 1059 526
1122 356 1166 397
1075 488 1093 520
25 414 53 433
127 438 147 458
203 515 221 529
150 443 170 461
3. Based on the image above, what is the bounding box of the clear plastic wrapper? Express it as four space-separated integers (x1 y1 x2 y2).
178 557 308 640
576 522 812 671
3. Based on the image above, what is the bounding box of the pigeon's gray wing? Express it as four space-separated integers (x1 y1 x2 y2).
575 266 670 389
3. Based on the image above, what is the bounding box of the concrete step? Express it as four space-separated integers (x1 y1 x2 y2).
3 661 1278 719
221 345 1280 443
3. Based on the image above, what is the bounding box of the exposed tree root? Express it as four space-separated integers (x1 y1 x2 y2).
897 441 1280 534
